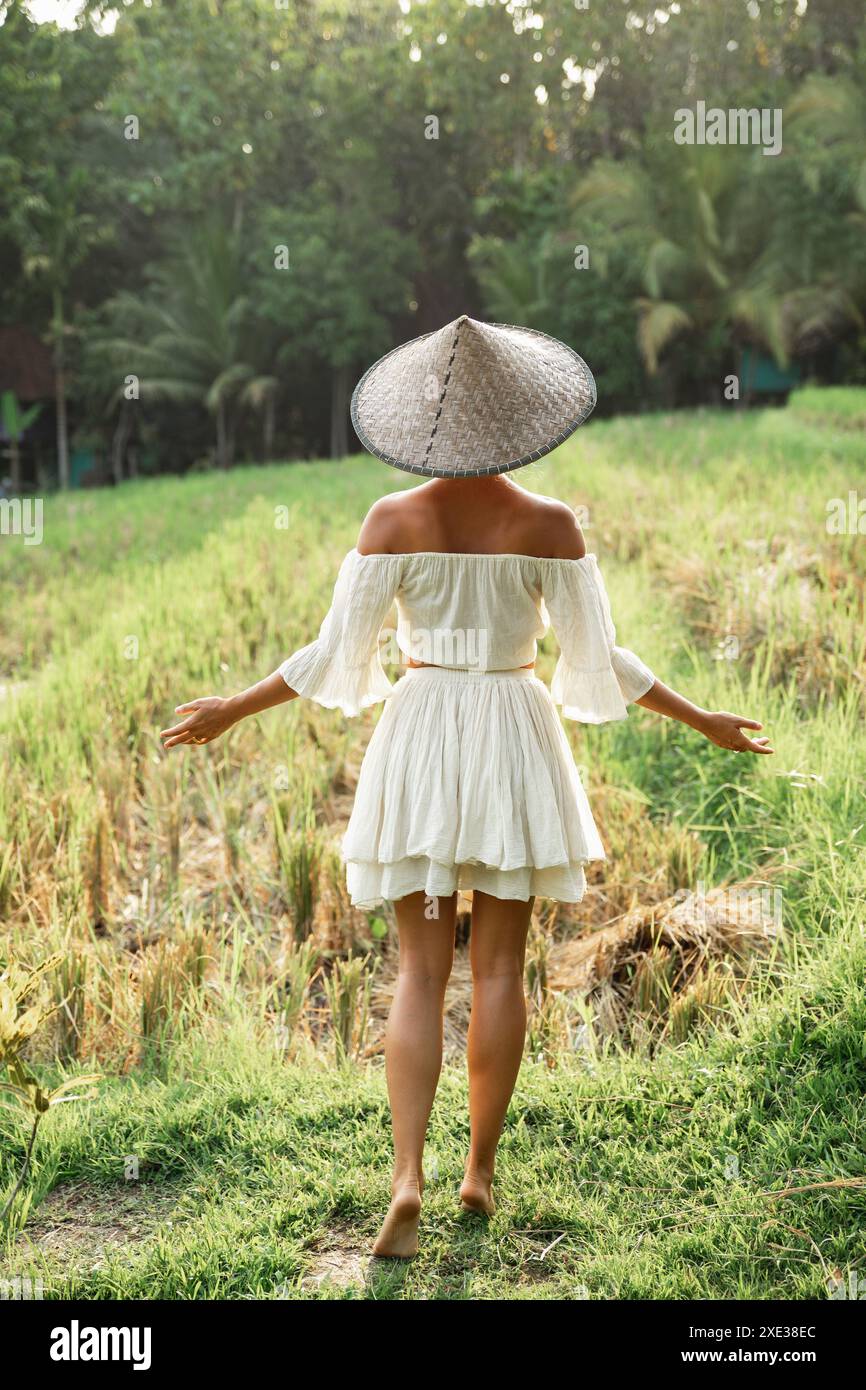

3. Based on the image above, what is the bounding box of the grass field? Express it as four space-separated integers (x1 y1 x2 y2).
1 395 865 1299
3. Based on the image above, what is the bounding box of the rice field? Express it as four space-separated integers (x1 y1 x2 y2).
1 392 865 1300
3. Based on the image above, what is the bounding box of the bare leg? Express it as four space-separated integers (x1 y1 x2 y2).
373 890 456 1257
460 890 533 1216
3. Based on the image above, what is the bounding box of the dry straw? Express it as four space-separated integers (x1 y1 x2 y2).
351 314 597 478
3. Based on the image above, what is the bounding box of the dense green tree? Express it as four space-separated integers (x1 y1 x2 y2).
576 134 863 389
1 0 865 480
0 1 121 486
89 222 279 470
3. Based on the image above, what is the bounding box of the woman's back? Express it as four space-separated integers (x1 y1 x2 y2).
356 476 586 561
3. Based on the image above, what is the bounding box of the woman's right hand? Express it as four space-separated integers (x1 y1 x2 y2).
160 696 237 750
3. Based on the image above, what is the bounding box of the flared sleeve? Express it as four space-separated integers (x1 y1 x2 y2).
543 555 655 723
279 549 403 717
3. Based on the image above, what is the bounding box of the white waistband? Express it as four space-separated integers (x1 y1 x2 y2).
402 665 537 684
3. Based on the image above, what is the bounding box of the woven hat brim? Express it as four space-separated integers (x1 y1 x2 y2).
350 320 597 479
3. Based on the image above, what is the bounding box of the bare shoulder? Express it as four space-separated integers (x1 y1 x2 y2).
356 488 428 555
356 495 403 555
532 494 586 559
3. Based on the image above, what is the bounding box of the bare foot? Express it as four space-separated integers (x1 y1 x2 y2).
372 1179 422 1258
460 1168 495 1216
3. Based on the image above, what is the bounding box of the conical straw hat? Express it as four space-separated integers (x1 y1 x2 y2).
350 315 596 478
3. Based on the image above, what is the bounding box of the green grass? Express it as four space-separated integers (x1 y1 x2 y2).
787 384 866 432
1 395 865 1298
4 943 866 1301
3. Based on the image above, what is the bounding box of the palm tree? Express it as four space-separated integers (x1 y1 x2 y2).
575 139 862 380
786 73 866 229
93 224 279 470
15 171 105 488
467 230 559 327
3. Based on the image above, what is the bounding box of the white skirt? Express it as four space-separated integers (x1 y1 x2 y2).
341 665 607 908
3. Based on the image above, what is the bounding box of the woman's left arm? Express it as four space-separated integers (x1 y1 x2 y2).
636 678 774 755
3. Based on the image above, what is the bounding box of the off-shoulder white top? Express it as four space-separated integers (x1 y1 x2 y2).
279 549 655 723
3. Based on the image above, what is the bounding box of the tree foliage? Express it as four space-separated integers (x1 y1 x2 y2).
0 0 864 480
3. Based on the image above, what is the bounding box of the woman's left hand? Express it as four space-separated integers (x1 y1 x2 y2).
160 696 236 749
699 710 774 755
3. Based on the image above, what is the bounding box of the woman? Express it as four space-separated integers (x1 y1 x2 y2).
161 316 773 1259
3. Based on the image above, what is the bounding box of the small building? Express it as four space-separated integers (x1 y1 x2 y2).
0 325 56 490
739 347 801 404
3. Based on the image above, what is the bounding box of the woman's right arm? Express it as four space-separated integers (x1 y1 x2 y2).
160 671 298 749
161 538 404 751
